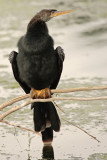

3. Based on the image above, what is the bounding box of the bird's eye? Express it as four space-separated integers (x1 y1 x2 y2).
51 10 57 14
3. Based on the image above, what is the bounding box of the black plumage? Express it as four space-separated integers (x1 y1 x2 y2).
9 9 70 144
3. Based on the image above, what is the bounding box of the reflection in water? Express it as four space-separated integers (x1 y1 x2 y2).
42 145 54 160
0 0 107 159
27 144 54 160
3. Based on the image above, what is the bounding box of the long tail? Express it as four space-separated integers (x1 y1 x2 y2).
32 102 61 143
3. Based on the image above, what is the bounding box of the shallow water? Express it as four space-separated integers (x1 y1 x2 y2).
0 0 107 159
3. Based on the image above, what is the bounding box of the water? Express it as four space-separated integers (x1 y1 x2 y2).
0 0 107 159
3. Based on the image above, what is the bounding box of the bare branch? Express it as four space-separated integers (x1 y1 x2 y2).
61 118 100 143
29 96 107 102
52 100 65 113
0 100 31 120
1 96 107 121
1 96 107 112
0 94 30 110
1 86 107 110
51 86 107 94
0 120 41 136
0 86 106 142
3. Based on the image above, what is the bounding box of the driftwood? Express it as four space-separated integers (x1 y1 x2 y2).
0 86 107 141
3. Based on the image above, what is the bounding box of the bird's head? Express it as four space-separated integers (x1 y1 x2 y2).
36 9 73 22
27 9 73 32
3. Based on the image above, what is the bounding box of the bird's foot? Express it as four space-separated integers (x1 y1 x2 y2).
30 88 51 99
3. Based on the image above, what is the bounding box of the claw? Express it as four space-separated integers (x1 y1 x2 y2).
30 88 51 99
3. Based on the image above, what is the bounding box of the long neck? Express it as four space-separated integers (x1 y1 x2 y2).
21 16 54 54
27 15 48 36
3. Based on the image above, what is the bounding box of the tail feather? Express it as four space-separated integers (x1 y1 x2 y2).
47 102 61 132
32 102 61 142
33 102 46 132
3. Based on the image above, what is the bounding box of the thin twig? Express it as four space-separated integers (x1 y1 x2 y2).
0 120 41 136
61 117 100 143
52 100 65 113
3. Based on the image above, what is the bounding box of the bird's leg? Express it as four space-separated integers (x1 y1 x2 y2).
30 88 51 99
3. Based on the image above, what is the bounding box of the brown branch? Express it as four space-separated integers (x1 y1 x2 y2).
0 86 105 141
0 94 30 110
30 96 107 102
1 96 107 112
61 118 100 143
0 100 31 120
51 86 107 94
1 96 107 121
0 120 41 136
52 100 65 113
1 86 107 110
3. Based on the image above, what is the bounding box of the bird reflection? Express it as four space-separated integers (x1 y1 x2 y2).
42 145 54 160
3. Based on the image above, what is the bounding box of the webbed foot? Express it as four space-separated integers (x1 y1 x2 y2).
30 88 51 99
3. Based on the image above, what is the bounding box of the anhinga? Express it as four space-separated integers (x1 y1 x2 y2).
9 9 72 144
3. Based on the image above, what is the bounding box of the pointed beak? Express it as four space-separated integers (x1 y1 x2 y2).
50 10 73 18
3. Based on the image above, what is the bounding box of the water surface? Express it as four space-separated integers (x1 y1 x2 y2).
0 0 107 159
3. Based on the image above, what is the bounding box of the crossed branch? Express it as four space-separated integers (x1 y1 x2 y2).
0 86 107 142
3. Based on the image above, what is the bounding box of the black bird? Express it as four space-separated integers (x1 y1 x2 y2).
9 9 73 144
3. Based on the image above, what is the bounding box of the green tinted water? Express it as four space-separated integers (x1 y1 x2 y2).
0 0 107 159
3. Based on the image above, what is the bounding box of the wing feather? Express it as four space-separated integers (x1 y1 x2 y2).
50 46 65 89
9 51 30 93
